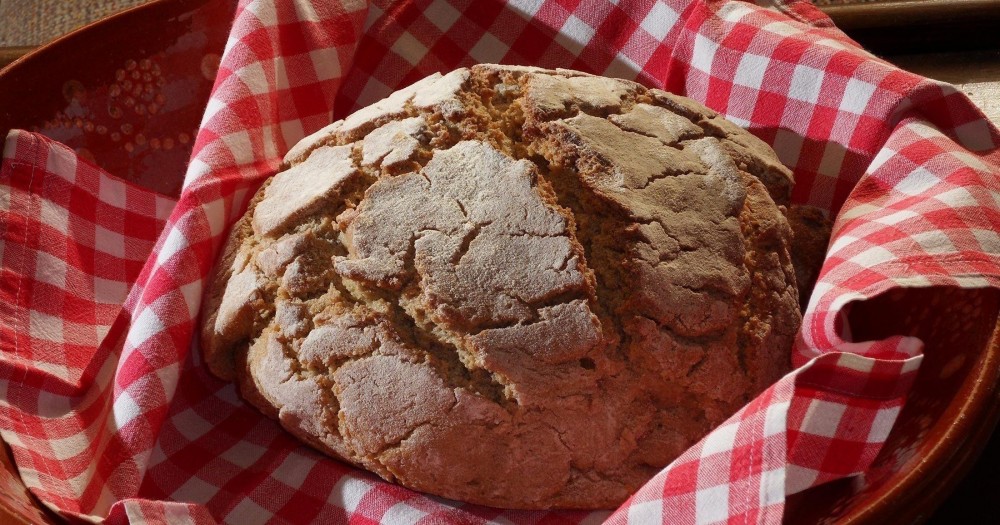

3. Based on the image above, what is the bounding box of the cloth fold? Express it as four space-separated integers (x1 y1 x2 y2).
1 0 999 523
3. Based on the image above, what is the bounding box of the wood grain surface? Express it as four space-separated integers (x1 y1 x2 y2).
0 0 149 47
0 47 35 69
819 0 1000 54
892 50 1000 126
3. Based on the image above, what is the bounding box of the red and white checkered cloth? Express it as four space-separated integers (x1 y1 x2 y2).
2 0 999 523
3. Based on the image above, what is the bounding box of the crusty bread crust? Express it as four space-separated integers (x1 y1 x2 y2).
200 65 801 509
788 204 833 309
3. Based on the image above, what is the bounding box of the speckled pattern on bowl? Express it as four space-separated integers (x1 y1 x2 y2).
0 0 233 198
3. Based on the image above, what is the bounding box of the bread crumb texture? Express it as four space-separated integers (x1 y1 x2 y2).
200 65 801 509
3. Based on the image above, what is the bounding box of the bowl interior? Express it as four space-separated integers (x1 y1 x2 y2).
0 0 236 198
784 287 1000 523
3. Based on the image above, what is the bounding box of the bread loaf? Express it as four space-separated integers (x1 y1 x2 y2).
200 64 802 509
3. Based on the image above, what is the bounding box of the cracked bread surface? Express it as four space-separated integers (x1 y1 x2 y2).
199 64 802 510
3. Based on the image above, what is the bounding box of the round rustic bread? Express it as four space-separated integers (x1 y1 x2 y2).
200 64 801 509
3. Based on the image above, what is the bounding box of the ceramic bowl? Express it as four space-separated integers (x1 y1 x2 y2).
1 0 998 522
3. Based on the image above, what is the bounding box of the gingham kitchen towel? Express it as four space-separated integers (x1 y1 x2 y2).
2 0 999 523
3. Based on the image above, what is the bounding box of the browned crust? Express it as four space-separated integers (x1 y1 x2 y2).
200 181 271 381
199 64 801 510
788 204 834 309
